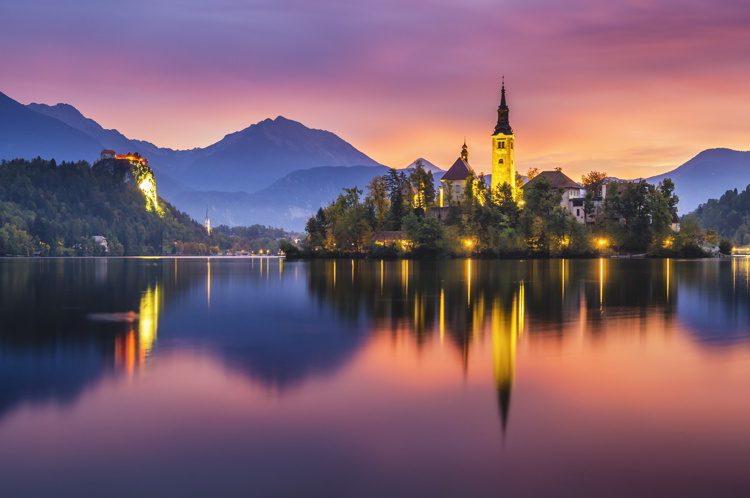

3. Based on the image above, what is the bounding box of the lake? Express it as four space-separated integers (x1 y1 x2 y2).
1 257 750 497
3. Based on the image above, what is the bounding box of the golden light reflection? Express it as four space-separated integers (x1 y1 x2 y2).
206 258 212 307
473 294 485 341
518 280 526 337
138 285 160 363
380 259 384 295
466 259 472 305
665 258 671 302
114 284 161 376
599 257 606 309
401 259 409 294
490 283 524 434
439 288 445 344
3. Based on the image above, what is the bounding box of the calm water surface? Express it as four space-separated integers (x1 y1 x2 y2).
1 257 750 497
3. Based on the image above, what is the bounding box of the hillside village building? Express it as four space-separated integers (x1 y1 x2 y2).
523 170 587 223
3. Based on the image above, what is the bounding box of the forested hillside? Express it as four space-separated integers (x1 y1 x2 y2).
691 186 750 244
0 158 208 255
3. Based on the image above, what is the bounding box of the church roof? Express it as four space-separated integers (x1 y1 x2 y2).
524 170 581 190
493 81 513 135
441 157 475 181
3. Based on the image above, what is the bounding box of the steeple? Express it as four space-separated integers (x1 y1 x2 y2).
460 140 469 162
493 77 513 135
203 207 211 235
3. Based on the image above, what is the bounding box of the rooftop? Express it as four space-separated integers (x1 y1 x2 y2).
441 157 475 181
524 170 581 190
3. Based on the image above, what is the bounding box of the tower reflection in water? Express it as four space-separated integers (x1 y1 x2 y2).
28 256 736 431
306 257 688 433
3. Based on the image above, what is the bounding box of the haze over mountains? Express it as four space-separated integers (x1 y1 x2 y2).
1 89 747 230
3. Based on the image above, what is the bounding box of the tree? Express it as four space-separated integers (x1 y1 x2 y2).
526 168 539 180
409 161 436 210
604 179 678 251
520 177 567 253
403 213 444 254
385 168 410 230
0 223 35 256
581 170 607 222
658 178 679 220
366 175 389 230
305 208 328 251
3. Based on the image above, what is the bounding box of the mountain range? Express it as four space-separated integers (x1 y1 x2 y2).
1 89 747 229
646 148 750 214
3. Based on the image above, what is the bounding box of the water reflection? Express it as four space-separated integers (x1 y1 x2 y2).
2 257 750 496
4 257 750 421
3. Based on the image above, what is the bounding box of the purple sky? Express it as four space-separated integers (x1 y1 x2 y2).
2 0 748 177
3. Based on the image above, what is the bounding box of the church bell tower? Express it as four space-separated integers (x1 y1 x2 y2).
491 79 516 199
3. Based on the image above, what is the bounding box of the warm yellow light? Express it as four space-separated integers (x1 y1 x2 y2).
595 237 609 248
138 285 160 363
462 238 476 250
662 236 674 249
137 174 162 215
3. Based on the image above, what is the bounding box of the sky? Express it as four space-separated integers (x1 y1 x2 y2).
1 0 748 178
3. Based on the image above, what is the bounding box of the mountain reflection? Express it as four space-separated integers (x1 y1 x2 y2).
2 257 750 429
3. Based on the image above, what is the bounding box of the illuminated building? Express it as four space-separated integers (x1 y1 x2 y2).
439 141 476 207
491 79 516 200
204 208 212 235
522 170 587 223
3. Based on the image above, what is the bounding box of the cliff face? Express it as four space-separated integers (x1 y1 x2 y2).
93 157 162 215
0 158 206 256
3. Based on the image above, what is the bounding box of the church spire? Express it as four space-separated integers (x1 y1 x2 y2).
493 77 513 135
460 140 469 162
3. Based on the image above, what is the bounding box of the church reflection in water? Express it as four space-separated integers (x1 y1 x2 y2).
305 257 678 431
3 257 750 431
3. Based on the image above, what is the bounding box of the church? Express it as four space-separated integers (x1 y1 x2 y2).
438 81 516 207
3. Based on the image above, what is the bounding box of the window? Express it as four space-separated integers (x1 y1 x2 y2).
576 208 581 217
498 159 504 164
497 141 505 149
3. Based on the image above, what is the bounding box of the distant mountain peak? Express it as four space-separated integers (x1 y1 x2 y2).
403 157 444 174
647 148 750 214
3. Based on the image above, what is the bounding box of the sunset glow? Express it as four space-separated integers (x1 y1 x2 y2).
2 0 748 178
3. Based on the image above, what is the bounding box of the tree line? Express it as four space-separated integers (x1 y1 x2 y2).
0 158 295 256
300 162 708 258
